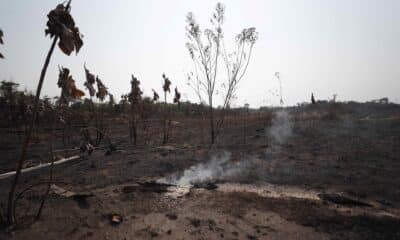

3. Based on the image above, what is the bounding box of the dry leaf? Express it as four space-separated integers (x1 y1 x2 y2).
84 64 96 97
0 29 3 44
72 27 83 52
96 76 108 101
45 3 83 55
152 89 159 102
174 87 181 104
0 29 4 59
70 85 85 98
84 81 96 97
162 74 171 93
129 75 142 104
58 66 85 104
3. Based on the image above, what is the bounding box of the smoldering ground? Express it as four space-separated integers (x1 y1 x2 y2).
158 151 250 186
159 109 295 186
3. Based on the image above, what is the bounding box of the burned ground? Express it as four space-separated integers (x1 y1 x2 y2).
0 102 399 239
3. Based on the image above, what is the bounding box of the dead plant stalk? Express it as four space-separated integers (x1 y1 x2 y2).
6 36 59 225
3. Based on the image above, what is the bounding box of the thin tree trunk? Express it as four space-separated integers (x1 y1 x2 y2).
129 104 137 145
209 100 215 144
7 36 59 225
163 93 167 144
130 121 133 143
132 117 137 145
243 110 247 144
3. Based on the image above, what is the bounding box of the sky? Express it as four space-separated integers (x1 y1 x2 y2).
0 0 399 107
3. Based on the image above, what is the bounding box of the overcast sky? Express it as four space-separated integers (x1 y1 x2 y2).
0 0 399 107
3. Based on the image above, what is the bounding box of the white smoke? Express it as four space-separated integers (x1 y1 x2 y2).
268 110 293 145
264 109 294 159
159 110 294 187
158 151 246 187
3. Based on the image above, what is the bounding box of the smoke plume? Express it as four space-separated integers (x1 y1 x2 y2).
158 151 247 186
159 110 294 187
268 110 293 145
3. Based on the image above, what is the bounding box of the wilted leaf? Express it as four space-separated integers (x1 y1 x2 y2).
96 76 108 101
73 28 83 52
162 74 171 93
173 87 181 104
58 66 85 104
84 82 96 97
0 29 3 44
152 89 159 102
0 29 4 59
84 64 96 97
129 74 143 105
45 3 83 55
71 86 85 98
58 25 74 55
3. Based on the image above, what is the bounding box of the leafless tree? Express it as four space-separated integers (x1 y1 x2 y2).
186 2 258 144
162 74 171 144
274 72 284 106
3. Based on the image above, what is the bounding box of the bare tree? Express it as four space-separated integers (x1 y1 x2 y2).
162 74 172 144
83 63 113 146
0 81 19 127
94 75 109 145
216 27 258 133
274 72 284 106
186 2 258 144
128 74 143 145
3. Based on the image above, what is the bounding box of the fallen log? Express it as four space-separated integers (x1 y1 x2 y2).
0 155 80 180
